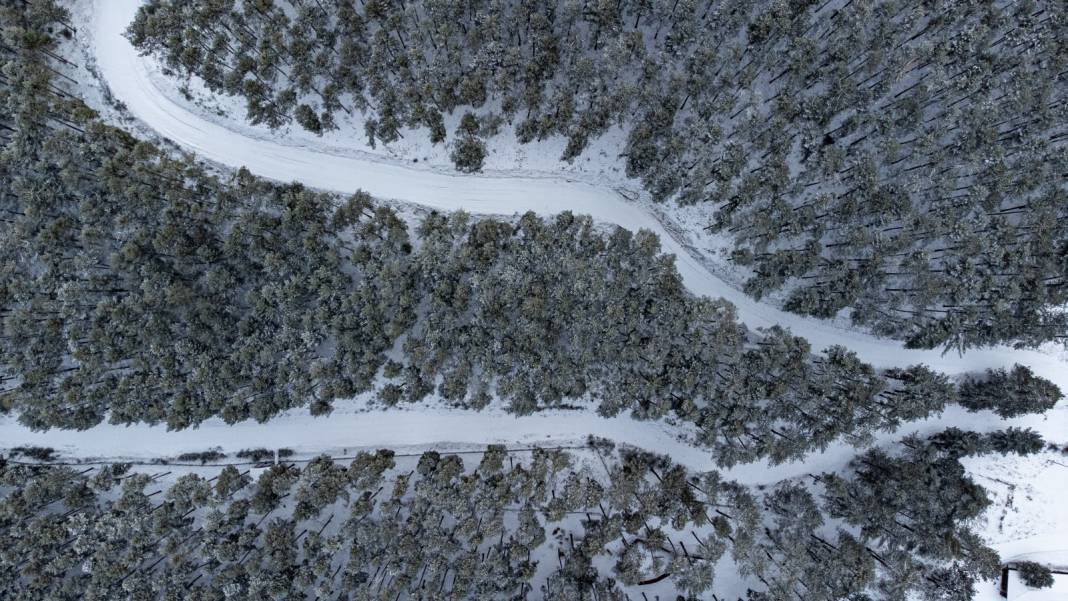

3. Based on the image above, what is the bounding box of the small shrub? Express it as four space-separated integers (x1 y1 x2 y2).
10 446 56 461
1017 561 1055 589
236 448 294 462
450 136 486 173
587 436 615 452
175 450 227 464
236 448 273 462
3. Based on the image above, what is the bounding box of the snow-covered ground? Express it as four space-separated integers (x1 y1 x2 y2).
83 0 1068 394
4 389 1063 489
968 451 1068 600
5 3 1063 595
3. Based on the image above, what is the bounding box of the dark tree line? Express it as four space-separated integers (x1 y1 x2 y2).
130 0 1068 350
0 432 1043 600
1 3 1062 471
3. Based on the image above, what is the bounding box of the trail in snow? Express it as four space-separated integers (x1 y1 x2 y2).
88 0 1068 392
4 5 1059 597
3 388 1061 481
3 0 1063 477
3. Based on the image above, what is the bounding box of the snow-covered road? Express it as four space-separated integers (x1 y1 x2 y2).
0 4 1056 596
88 0 1068 392
1 0 1063 473
5 393 1059 481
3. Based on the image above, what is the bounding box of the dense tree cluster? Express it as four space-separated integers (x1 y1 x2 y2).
2 6 1061 599
0 434 1039 600
2 16 413 429
0 84 938 464
130 0 1068 350
2 4 1062 473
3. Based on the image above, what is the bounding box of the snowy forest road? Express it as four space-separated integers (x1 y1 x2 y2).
0 0 1063 493
5 0 1059 469
4 398 1053 483
0 2 1055 590
88 0 1068 394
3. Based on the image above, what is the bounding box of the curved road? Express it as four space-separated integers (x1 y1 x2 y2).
90 0 1068 393
3 0 1061 472
2 1 1056 586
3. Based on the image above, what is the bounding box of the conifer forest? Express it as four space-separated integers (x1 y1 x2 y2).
0 0 1066 599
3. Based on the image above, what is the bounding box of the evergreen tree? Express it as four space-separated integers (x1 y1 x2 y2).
1017 561 1056 589
959 365 1064 418
128 0 1068 350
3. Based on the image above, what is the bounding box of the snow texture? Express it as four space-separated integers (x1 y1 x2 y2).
4 4 1062 598
85 0 1068 393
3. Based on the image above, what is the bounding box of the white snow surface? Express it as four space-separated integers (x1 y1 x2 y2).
2 0 1059 472
86 0 1068 392
4 5 1066 593
5 389 1060 474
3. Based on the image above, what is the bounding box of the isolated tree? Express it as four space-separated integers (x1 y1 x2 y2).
251 464 299 514
450 113 487 172
959 365 1063 418
293 456 349 520
294 103 323 134
1017 561 1055 589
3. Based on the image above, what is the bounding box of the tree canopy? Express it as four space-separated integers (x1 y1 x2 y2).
0 435 1025 600
129 0 1068 350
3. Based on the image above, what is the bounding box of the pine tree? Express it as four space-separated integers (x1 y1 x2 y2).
1017 561 1055 589
959 365 1063 418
